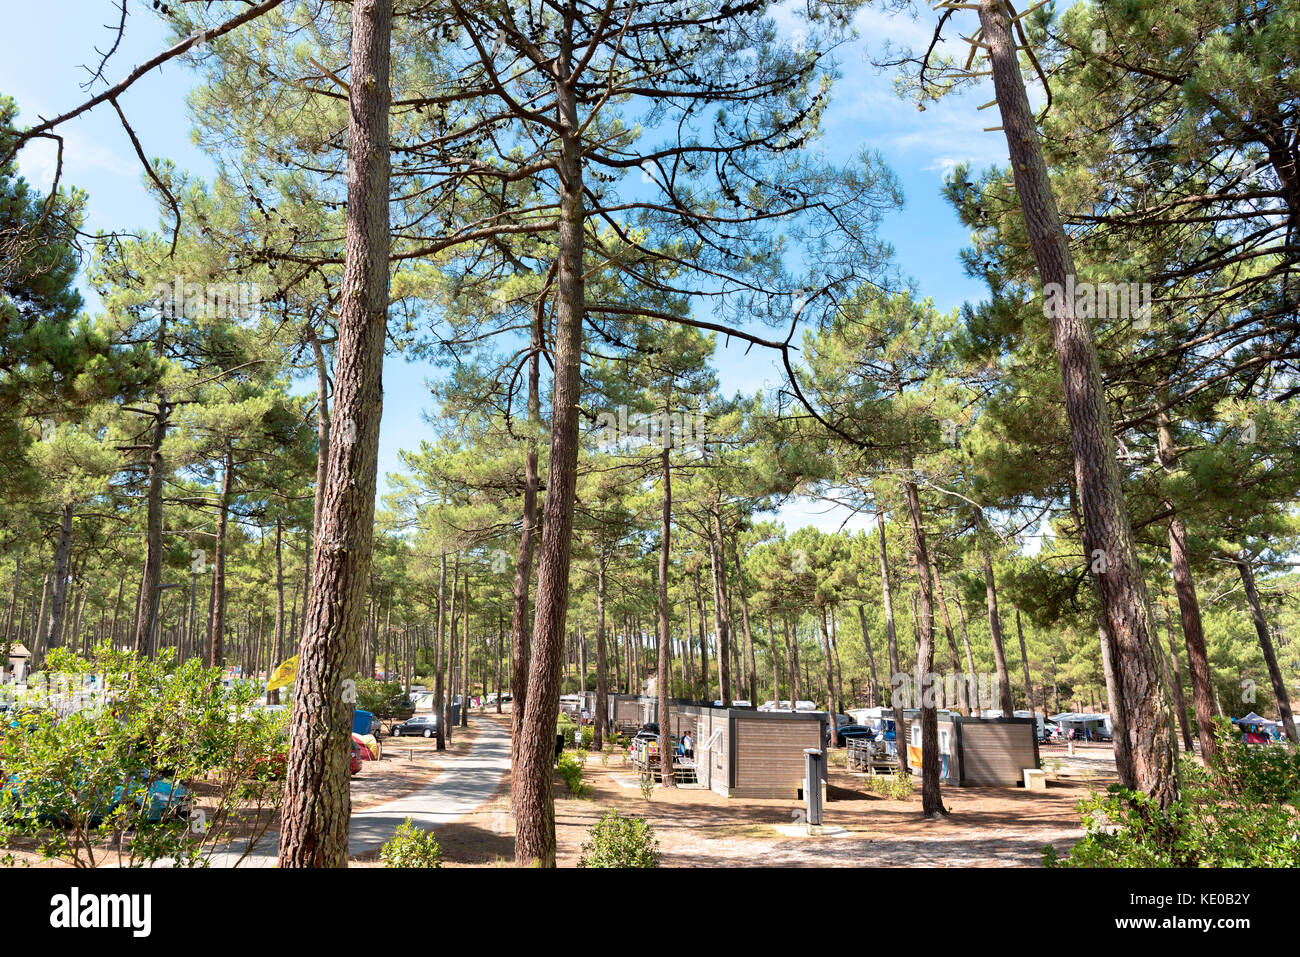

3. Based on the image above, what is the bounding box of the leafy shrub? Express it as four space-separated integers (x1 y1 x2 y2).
0 644 286 868
580 725 594 750
1046 727 1300 868
578 810 660 867
379 818 443 868
864 773 914 801
558 751 588 796
557 715 578 741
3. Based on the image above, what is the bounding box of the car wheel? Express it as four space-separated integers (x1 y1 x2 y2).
392 728 400 737
424 729 433 738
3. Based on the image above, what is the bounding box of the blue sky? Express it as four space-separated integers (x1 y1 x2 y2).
1 0 1005 534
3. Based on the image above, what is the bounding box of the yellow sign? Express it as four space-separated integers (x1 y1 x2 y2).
266 655 298 692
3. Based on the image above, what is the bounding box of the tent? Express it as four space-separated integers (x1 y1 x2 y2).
1232 712 1280 743
351 732 381 761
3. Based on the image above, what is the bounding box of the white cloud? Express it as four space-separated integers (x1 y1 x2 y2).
16 126 137 192
766 495 874 535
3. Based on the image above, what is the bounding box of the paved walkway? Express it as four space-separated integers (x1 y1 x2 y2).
348 717 510 857
200 716 511 867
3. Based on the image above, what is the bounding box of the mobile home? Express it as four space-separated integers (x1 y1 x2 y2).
677 703 828 799
903 715 1040 787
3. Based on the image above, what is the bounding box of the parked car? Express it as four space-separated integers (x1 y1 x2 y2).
350 740 364 775
633 722 660 742
392 715 441 738
834 724 878 744
1 773 191 826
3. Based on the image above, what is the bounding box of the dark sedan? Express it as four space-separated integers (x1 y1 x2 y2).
392 715 440 738
831 724 878 746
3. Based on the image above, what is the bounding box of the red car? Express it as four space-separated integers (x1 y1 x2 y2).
249 742 363 779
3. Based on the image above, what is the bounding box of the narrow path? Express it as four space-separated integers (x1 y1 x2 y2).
197 716 511 867
347 716 511 857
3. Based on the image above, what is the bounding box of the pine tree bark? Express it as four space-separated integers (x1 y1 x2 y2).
277 0 391 868
900 472 944 817
35 504 73 670
510 297 541 795
1161 602 1195 752
931 567 967 714
694 565 708 696
981 543 1015 717
1156 407 1217 759
133 403 168 655
1234 553 1298 744
876 510 908 774
593 547 609 751
708 502 732 706
514 41 586 864
435 552 447 750
977 0 1177 806
1015 608 1035 719
657 444 675 787
208 440 234 668
857 604 881 708
730 534 759 704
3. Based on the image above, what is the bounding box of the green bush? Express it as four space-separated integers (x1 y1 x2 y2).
580 725 594 750
0 644 287 868
1046 726 1300 868
864 773 914 801
578 810 661 867
558 751 588 796
379 818 443 868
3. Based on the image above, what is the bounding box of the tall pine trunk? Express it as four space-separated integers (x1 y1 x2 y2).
133 403 167 654
857 604 880 708
594 548 609 750
208 441 234 667
1156 407 1217 759
1234 553 1297 744
657 444 675 787
981 543 1014 716
35 504 74 670
514 39 586 864
978 0 1177 805
278 0 391 867
876 510 908 774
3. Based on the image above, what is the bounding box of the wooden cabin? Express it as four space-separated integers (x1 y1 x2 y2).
902 715 1039 787
677 703 828 799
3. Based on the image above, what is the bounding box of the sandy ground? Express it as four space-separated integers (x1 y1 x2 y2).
2 711 1112 868
429 712 1104 867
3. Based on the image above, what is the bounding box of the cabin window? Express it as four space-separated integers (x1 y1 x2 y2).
939 730 950 753
911 724 922 747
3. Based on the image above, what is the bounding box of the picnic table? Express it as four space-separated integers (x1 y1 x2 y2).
847 738 899 776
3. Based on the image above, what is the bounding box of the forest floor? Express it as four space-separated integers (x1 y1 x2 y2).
351 719 480 810
0 713 1114 867
426 712 1106 867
